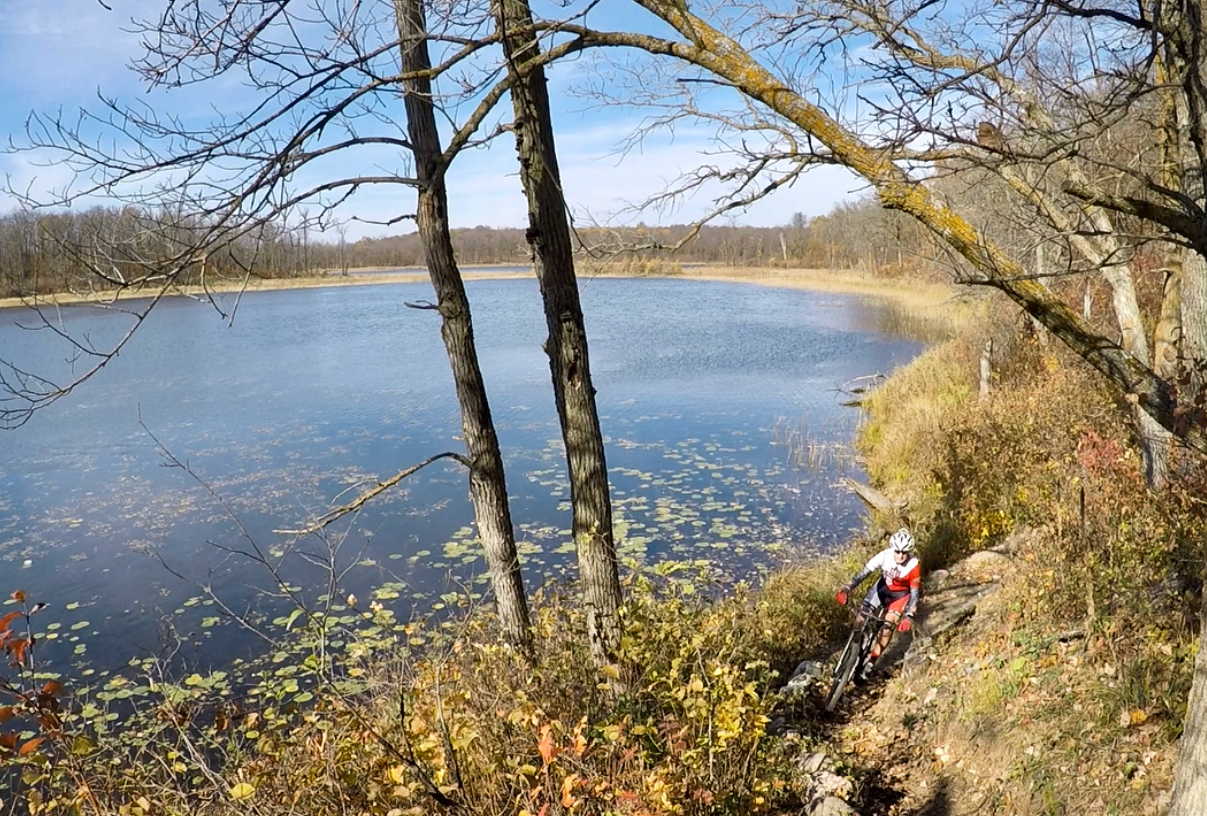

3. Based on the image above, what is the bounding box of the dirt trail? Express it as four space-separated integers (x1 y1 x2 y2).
788 533 1043 814
816 662 945 814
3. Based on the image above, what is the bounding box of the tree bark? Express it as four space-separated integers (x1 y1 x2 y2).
492 0 624 669
839 478 905 519
1183 252 1207 378
1172 588 1207 814
1159 7 1207 808
396 0 532 654
1154 261 1183 382
999 164 1169 488
1170 251 1207 822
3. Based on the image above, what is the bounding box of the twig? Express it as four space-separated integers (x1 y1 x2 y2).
275 452 472 535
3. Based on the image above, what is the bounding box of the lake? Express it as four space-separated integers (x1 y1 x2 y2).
0 276 926 677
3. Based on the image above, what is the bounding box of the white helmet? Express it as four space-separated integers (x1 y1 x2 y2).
889 528 914 555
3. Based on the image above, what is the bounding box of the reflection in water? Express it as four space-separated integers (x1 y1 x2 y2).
0 277 927 673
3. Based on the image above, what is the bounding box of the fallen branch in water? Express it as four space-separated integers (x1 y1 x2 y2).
839 477 906 519
276 451 472 536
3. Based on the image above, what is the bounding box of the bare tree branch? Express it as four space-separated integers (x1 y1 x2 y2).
275 451 472 536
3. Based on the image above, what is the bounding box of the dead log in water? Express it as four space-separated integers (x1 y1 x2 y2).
839 477 906 519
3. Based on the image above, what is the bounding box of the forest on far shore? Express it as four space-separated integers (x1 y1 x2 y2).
0 197 933 300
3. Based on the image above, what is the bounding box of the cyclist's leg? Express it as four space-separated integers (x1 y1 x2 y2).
854 586 886 680
856 584 882 627
873 594 908 657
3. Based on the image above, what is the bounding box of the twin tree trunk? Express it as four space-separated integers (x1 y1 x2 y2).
396 0 626 670
492 0 625 669
395 0 532 654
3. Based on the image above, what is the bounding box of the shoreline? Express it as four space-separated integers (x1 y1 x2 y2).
0 264 959 313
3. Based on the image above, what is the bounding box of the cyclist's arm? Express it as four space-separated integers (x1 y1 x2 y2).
903 565 922 616
846 549 889 589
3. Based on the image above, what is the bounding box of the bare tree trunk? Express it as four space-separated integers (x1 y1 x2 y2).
1172 589 1207 814
1183 251 1207 379
1163 3 1207 806
396 0 532 654
1066 212 1169 489
1000 151 1168 486
1155 256 1183 383
1033 245 1051 345
492 0 624 669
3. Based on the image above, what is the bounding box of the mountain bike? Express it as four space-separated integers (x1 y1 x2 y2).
823 603 892 713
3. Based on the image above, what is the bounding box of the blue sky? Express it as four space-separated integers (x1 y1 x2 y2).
0 0 862 241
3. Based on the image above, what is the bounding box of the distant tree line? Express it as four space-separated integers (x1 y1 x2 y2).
0 206 315 299
0 200 941 299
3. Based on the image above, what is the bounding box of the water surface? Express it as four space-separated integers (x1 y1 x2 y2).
0 276 924 674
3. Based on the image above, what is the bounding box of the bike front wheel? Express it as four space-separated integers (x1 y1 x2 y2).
824 625 861 713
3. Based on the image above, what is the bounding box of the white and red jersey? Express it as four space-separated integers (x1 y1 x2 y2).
860 547 921 594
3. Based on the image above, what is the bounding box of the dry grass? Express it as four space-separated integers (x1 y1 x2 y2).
864 565 1192 815
856 336 978 527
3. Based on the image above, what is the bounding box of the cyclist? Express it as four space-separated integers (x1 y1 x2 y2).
835 527 920 679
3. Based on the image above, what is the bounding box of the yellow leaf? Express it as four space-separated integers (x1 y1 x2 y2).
537 724 556 765
600 664 621 680
561 774 582 808
230 782 256 800
136 797 151 812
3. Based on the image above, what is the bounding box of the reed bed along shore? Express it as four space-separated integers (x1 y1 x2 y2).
0 264 960 315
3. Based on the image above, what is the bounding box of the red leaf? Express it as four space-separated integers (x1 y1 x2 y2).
8 638 28 666
0 611 20 634
10 591 25 604
41 681 65 696
0 707 16 724
0 733 18 750
18 737 43 756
